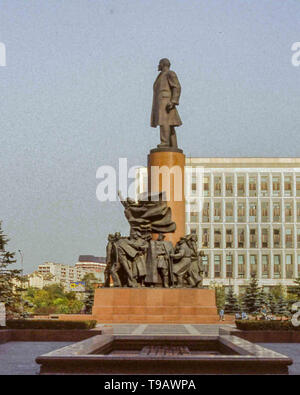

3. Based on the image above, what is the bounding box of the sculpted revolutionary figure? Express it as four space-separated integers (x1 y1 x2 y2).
170 237 192 287
104 233 121 287
146 233 174 288
130 231 149 287
151 58 182 148
186 234 204 288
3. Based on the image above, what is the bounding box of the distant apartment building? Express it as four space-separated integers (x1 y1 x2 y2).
35 256 106 291
75 255 106 274
136 158 300 294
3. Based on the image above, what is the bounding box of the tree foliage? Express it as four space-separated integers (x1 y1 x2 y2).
82 273 98 314
25 284 84 315
210 282 225 310
0 221 23 316
243 273 261 314
224 287 240 314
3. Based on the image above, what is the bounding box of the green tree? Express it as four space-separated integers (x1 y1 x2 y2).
25 285 84 315
287 277 300 300
270 284 286 300
267 293 277 315
0 222 23 316
274 296 290 320
210 282 225 310
82 273 98 314
242 273 261 315
224 287 240 314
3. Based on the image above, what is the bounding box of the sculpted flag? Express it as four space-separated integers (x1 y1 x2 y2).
120 192 176 234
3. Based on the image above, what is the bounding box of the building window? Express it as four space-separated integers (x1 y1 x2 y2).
226 228 233 248
297 228 300 248
297 202 300 223
237 202 245 222
285 228 293 248
261 228 269 248
296 176 300 197
261 176 269 197
285 202 293 223
225 202 234 222
202 228 209 248
214 175 222 197
286 255 293 279
214 229 222 248
214 255 221 278
250 228 257 248
272 175 281 197
273 202 281 222
204 176 210 197
202 255 209 278
238 255 245 278
202 202 210 222
225 175 233 197
262 255 269 278
191 182 197 194
261 201 269 222
190 211 198 223
249 176 257 197
214 202 222 222
238 228 245 248
237 176 245 197
226 254 233 278
250 255 257 275
273 228 281 248
284 176 292 197
249 202 257 222
274 255 281 278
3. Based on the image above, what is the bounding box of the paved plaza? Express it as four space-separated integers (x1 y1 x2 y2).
0 325 299 375
0 341 72 375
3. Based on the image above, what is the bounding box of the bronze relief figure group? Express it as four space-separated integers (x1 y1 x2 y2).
104 230 204 289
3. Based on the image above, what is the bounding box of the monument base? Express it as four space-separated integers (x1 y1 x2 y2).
92 288 224 324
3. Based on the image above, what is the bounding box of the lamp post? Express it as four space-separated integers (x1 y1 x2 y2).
18 250 24 317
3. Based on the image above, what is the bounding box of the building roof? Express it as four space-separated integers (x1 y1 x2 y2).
78 255 105 263
186 157 300 168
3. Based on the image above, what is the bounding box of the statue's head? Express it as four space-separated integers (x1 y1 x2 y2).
191 234 198 242
157 233 165 241
108 234 114 241
158 58 171 71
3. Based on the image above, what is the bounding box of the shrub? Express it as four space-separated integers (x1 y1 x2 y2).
6 319 97 330
235 319 300 331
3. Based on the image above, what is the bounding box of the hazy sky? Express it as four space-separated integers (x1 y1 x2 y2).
0 0 300 273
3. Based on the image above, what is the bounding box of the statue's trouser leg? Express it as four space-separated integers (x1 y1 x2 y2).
104 268 110 287
110 263 121 287
119 252 135 287
161 268 169 288
159 124 171 146
170 127 178 148
176 275 183 287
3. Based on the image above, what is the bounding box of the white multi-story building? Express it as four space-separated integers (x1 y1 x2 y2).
137 158 300 294
37 258 105 291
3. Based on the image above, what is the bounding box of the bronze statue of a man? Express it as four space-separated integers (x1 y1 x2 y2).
151 58 182 149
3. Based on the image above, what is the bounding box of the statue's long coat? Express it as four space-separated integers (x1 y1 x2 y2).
145 240 173 284
151 70 182 127
172 241 191 276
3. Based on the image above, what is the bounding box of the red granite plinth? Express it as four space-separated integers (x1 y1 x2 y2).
92 288 222 324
